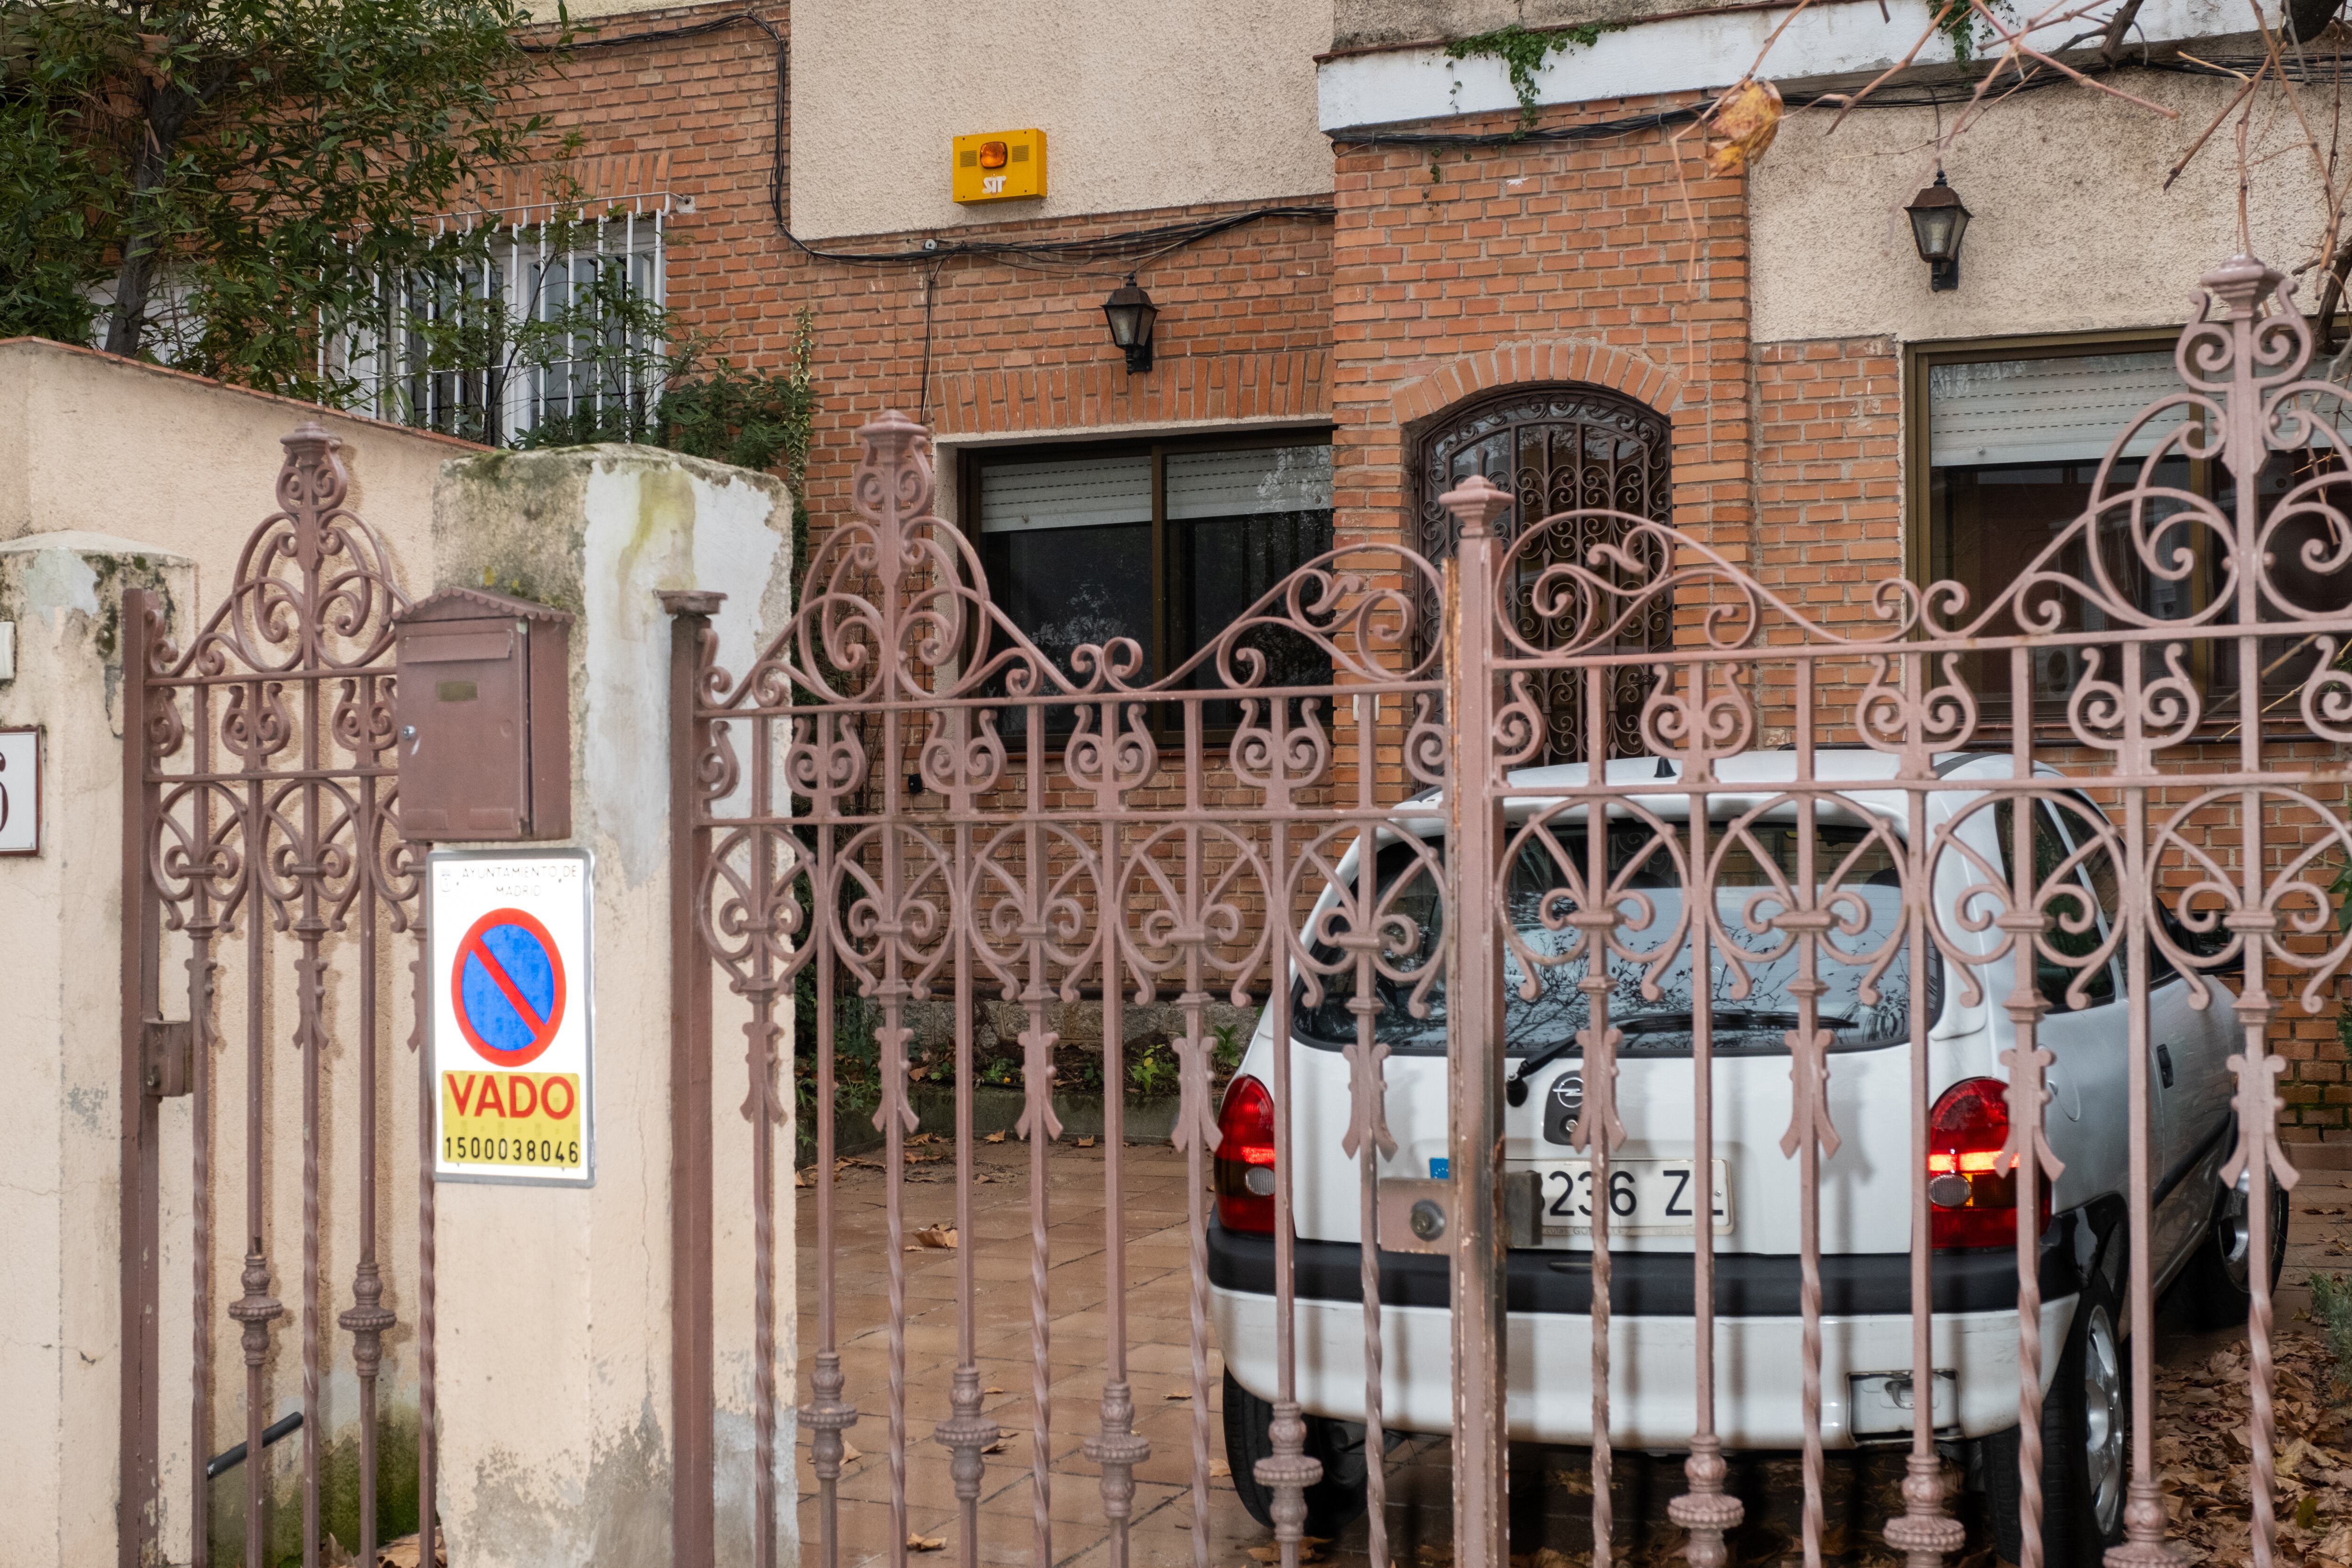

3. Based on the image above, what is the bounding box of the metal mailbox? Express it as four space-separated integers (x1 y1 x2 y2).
392 586 573 841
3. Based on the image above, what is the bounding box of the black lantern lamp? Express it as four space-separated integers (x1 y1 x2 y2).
1905 170 1971 292
1102 276 1158 373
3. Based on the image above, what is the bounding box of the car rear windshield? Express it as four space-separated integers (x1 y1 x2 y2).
1290 818 1938 1057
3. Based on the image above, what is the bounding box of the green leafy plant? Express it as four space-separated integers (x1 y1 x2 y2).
654 308 818 474
791 972 882 1165
0 0 555 391
1931 0 2015 66
1445 22 1616 129
2310 1271 2352 1392
1129 1041 1180 1098
1210 1021 1247 1076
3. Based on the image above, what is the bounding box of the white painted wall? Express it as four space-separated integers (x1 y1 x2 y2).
1318 0 2246 130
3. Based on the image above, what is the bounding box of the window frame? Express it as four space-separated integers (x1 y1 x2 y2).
1902 328 2226 726
1902 326 2206 587
957 423 1338 736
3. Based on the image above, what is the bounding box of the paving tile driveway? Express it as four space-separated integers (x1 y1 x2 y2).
797 1142 2352 1568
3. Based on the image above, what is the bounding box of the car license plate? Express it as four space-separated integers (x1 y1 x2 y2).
1527 1159 1732 1237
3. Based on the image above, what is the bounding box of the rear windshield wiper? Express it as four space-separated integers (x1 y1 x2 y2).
1505 1009 1851 1101
1617 1008 1846 1035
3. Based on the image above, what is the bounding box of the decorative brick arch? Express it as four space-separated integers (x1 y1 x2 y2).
1387 340 1685 430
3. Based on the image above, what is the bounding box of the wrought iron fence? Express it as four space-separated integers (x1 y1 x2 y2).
672 248 2352 1568
122 426 430 1568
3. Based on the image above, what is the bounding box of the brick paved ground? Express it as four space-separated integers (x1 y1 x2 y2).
796 1144 2352 1568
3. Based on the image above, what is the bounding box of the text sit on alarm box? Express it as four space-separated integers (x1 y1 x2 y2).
429 848 593 1185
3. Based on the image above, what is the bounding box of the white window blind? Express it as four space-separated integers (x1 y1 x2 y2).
978 455 1152 534
1165 445 1334 519
1928 351 2189 468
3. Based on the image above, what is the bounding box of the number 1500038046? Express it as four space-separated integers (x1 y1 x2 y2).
1528 1158 1733 1237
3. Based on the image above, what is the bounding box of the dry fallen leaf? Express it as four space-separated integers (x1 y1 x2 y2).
984 1130 1007 1144
982 1438 1008 1454
841 1441 863 1465
909 1132 938 1146
374 1536 447 1568
1165 1388 1192 1400
1701 77 1782 177
984 1385 1004 1394
909 1535 946 1553
909 1224 958 1250
1210 1458 1231 1478
1076 1136 1097 1148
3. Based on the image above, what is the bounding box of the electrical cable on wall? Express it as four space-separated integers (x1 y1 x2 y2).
517 8 1335 277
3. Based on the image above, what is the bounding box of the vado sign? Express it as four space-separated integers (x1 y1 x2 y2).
429 849 593 1185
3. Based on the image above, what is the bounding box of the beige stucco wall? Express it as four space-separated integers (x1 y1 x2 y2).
1752 69 2346 345
0 343 465 1566
430 446 797 1568
788 0 1334 240
0 536 194 1568
0 337 475 604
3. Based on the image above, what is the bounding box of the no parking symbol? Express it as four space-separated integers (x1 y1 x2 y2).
429 850 593 1186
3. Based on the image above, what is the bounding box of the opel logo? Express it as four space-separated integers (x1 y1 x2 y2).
1551 1073 1584 1117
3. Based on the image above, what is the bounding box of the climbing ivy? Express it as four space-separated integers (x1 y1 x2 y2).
1445 22 1616 129
1934 0 2014 66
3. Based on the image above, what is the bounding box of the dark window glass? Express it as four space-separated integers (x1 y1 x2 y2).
1923 346 2352 723
1926 350 2201 705
975 440 1332 734
1168 446 1334 729
1994 799 2116 1010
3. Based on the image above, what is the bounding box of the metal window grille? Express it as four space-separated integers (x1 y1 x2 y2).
329 194 669 446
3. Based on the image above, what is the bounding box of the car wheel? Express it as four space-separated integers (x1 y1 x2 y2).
2174 1171 2290 1331
1986 1240 2128 1568
1222 1369 1371 1536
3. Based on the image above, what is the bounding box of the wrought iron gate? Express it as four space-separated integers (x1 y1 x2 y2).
122 425 434 1568
677 248 2352 1568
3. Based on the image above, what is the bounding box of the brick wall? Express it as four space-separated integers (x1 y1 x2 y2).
518 17 2352 1135
514 0 1334 528
1329 96 1750 566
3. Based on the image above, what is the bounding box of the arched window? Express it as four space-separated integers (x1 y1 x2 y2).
1413 384 1674 762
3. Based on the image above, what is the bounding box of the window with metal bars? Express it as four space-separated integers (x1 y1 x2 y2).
331 202 668 447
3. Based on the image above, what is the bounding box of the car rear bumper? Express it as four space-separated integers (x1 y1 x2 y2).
1209 1222 2077 1448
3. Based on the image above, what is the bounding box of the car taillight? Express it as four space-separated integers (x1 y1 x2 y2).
1214 1075 1277 1234
1928 1076 2050 1249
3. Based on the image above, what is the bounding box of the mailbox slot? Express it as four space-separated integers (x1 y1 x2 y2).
393 588 572 841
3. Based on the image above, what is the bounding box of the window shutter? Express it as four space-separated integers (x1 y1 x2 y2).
1927 351 2190 467
977 455 1151 533
1165 446 1333 519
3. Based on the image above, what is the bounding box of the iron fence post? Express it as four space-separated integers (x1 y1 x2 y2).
1442 475 1512 1568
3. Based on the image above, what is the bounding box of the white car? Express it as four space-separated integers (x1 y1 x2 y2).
1211 750 2280 1568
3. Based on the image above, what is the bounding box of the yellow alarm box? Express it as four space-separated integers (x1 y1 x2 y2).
953 129 1046 204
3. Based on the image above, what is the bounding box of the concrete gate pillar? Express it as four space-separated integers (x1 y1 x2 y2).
0 534 194 1568
428 446 797 1568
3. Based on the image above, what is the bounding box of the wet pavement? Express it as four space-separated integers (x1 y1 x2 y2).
795 1138 2352 1568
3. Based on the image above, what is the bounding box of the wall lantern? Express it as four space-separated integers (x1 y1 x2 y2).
1102 277 1157 373
1904 170 1971 292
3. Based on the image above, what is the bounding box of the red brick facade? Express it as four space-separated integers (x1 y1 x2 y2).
520 8 2351 1138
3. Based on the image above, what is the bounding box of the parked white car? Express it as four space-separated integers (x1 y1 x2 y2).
1212 750 2281 1568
